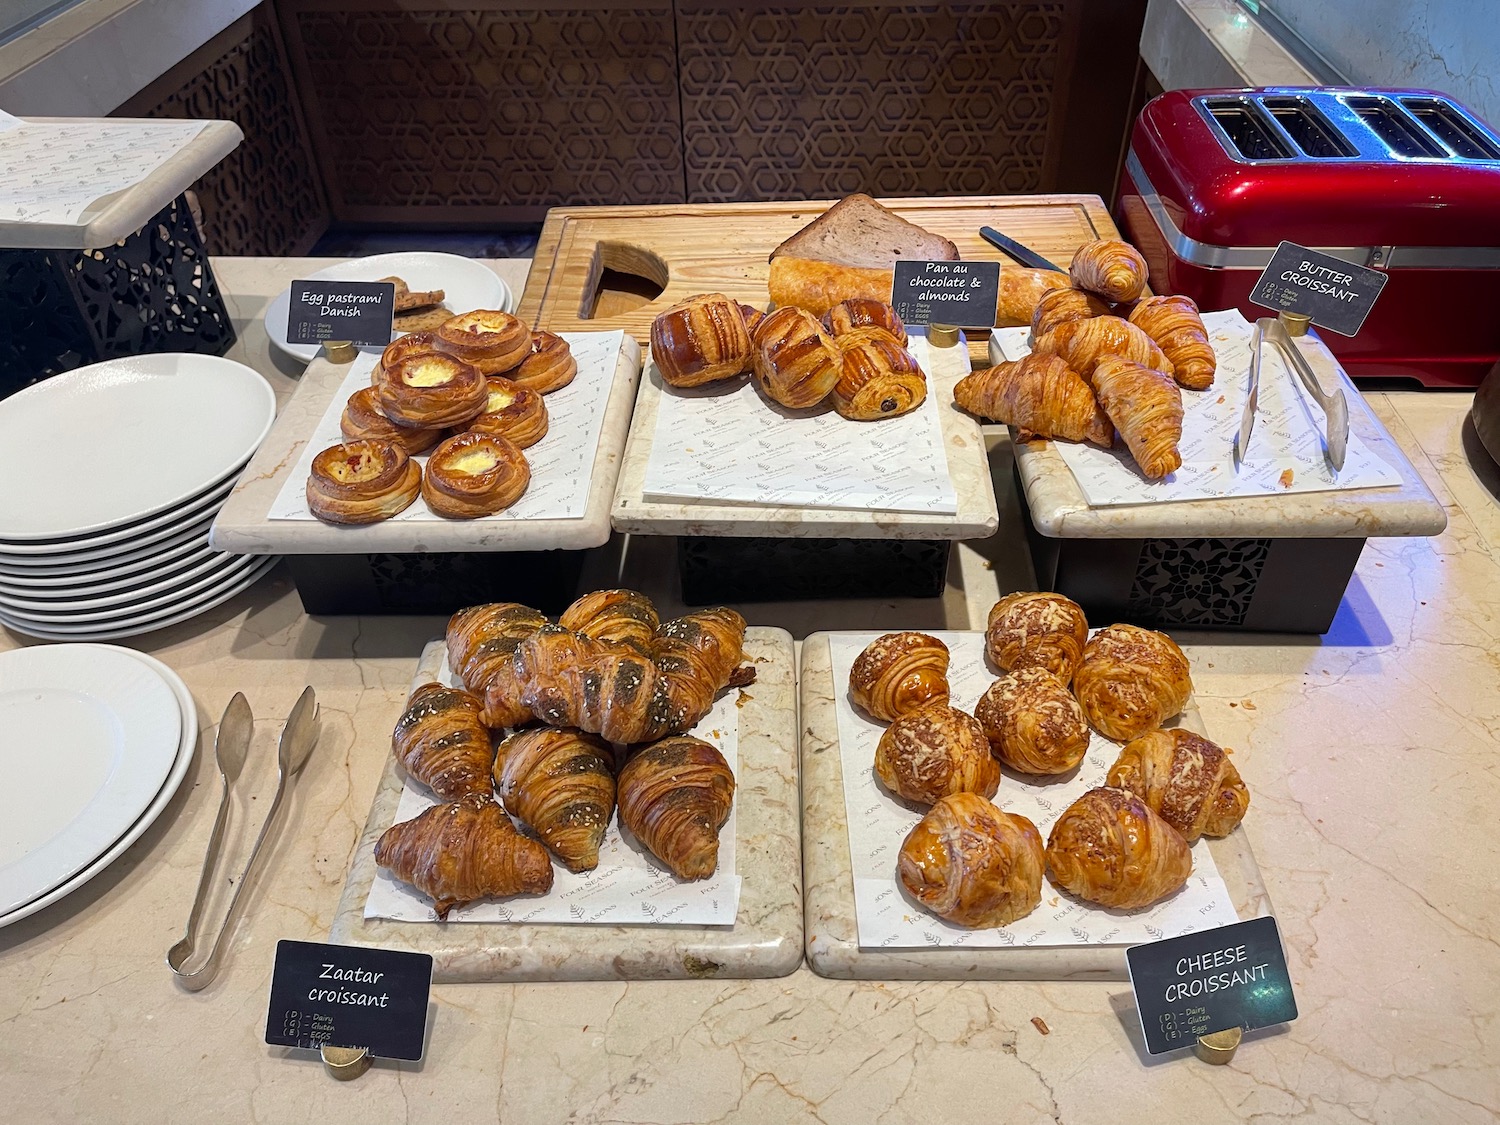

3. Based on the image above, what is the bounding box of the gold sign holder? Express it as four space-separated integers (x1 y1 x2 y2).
1194 1027 1243 1064
320 1045 371 1080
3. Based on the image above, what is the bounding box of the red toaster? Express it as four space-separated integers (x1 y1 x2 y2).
1115 87 1500 388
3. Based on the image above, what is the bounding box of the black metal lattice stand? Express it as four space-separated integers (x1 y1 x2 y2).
0 193 236 399
678 536 951 604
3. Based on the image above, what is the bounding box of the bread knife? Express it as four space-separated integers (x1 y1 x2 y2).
978 226 1065 273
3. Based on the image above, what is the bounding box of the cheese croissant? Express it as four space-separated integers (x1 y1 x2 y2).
898 793 1044 927
1128 295 1216 391
1033 315 1174 384
849 631 950 721
985 591 1089 682
1070 239 1149 303
1107 728 1249 843
375 794 553 919
974 667 1090 776
617 736 735 879
874 704 999 806
391 682 495 799
495 727 616 872
954 353 1113 446
1091 356 1184 480
1046 787 1191 909
1072 624 1192 742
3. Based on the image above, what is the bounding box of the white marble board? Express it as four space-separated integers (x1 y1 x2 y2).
329 628 803 982
800 632 1273 981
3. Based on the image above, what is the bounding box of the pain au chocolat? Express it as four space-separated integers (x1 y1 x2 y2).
831 326 927 421
650 292 754 388
751 305 843 409
306 438 422 525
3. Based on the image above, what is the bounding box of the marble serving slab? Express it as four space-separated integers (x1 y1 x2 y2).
211 333 641 554
610 335 999 540
329 627 803 982
994 329 1447 539
799 632 1273 981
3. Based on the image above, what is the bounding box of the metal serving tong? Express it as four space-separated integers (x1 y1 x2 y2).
167 687 319 990
1237 314 1350 471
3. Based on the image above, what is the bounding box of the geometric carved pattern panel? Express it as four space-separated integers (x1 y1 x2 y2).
118 11 330 256
1128 538 1274 628
677 1 1073 202
280 2 685 222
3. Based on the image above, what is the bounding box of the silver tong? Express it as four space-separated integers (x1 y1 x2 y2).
167 687 319 990
1236 314 1349 471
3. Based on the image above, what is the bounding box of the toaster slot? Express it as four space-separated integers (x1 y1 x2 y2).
1259 96 1357 158
1204 98 1294 160
1400 97 1500 160
1343 95 1446 158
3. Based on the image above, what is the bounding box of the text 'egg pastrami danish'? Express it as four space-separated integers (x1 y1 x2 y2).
1073 623 1192 742
378 352 489 429
1045 786 1191 909
465 376 548 449
874 703 999 806
446 602 550 728
340 386 442 455
617 736 735 880
434 309 532 375
849 631 950 722
306 439 421 525
898 792 1044 927
391 682 494 799
985 591 1089 682
421 432 531 519
375 794 553 919
1107 728 1249 843
974 667 1090 776
650 293 754 388
495 727 616 872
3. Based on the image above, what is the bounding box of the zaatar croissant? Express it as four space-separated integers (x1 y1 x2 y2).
391 682 495 799
1091 356 1184 480
1031 286 1112 338
1070 239 1149 303
617 736 735 879
375 794 553 919
558 588 660 654
848 631 950 721
874 704 999 806
446 602 550 728
1107 728 1249 843
1128 295 1216 391
954 353 1112 446
985 591 1089 682
1033 315 1174 384
832 326 927 421
1073 624 1192 742
1046 786 1191 909
974 667 1091 776
898 793 1044 927
495 727 616 871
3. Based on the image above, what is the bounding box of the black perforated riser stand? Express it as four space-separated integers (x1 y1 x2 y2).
678 536 950 604
0 194 236 399
286 551 588 616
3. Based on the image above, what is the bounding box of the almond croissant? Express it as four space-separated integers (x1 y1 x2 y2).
446 602 550 728
1128 295 1216 391
374 794 554 918
1107 728 1249 844
495 727 616 872
954 353 1112 446
1069 239 1149 303
391 683 495 799
1091 356 1184 480
1033 315 1174 385
1046 786 1191 909
617 736 735 879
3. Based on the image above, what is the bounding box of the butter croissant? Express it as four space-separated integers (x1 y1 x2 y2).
832 326 927 421
1128 295 1216 391
874 704 999 806
985 591 1089 682
1091 356 1184 480
1070 239 1149 303
849 631 950 721
495 727 616 872
375 794 554 919
1031 286 1112 338
1045 786 1191 909
974 667 1090 776
1033 315 1174 384
1072 624 1192 742
391 682 495 799
446 602 549 728
898 793 1044 927
954 353 1112 446
1107 729 1249 844
617 736 735 879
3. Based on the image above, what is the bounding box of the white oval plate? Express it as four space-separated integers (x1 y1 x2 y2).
0 556 278 641
0 646 182 915
0 551 258 616
0 354 274 541
0 539 219 595
0 509 215 572
0 645 197 930
265 252 513 365
0 472 235 557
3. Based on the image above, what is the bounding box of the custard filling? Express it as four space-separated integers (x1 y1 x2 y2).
447 447 502 474
403 358 458 388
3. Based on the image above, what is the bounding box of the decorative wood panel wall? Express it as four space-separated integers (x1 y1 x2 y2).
276 0 685 225
116 6 330 256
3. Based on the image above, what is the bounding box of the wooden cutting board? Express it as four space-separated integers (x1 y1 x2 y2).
519 195 1121 363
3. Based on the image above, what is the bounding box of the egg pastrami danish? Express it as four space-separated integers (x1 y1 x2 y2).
372 331 441 386
650 293 754 388
306 439 422 525
503 330 578 394
422 431 532 519
831 326 927 421
340 386 443 455
465 376 549 449
378 352 489 429
434 309 533 375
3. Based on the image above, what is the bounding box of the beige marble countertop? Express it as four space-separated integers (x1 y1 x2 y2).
1 256 1497 1122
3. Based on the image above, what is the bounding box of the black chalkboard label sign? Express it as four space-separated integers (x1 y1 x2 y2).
1126 916 1297 1056
890 259 1002 328
287 280 396 347
265 940 433 1061
1249 241 1388 337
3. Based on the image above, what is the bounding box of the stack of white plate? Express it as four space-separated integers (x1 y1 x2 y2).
0 354 278 640
0 644 197 928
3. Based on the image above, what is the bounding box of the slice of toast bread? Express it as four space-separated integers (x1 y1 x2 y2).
769 194 960 269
